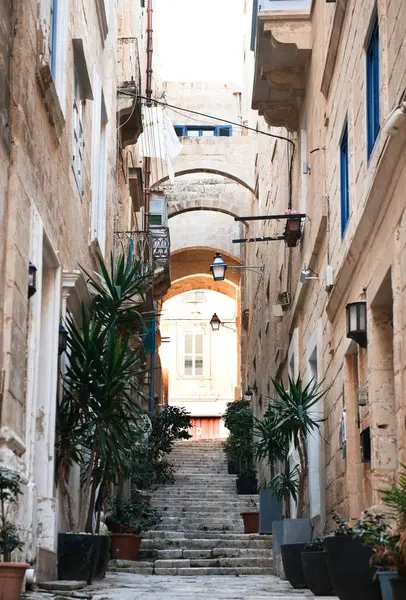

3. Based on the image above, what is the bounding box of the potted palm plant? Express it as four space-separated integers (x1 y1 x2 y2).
0 468 29 600
265 376 328 583
253 409 287 533
55 253 151 584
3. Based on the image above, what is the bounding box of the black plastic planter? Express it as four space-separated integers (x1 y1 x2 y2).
390 576 406 600
236 475 257 495
324 536 381 600
280 543 307 589
58 533 103 585
94 535 111 579
301 551 335 596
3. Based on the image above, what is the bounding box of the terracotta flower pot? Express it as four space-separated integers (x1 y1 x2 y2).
111 533 142 561
0 563 29 600
240 512 259 534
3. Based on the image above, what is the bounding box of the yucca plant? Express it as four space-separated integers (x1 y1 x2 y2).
269 376 328 517
253 409 288 478
268 462 300 518
56 253 151 533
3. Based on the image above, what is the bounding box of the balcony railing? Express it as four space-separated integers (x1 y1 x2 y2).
150 227 170 266
259 0 311 11
114 228 170 272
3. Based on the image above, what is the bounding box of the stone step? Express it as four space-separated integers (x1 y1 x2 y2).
145 547 271 560
142 531 270 541
141 538 272 550
153 566 271 576
154 557 272 569
153 502 257 511
156 508 252 517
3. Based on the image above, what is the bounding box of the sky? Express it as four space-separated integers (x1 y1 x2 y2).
154 0 245 83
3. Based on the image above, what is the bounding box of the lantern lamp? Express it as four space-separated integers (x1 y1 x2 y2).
58 324 68 355
28 262 37 299
209 313 221 331
346 301 367 348
210 252 227 281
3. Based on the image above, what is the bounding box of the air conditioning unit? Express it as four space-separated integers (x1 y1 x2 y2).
276 291 291 307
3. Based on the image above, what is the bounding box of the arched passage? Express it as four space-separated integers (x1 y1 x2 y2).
152 168 257 197
171 247 242 287
164 274 239 303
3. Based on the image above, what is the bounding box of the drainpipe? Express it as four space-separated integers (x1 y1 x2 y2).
144 0 153 231
144 0 156 410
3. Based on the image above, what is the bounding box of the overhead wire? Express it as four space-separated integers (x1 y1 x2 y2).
119 90 297 213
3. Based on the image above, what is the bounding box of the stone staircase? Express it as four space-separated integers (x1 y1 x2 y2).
110 439 273 576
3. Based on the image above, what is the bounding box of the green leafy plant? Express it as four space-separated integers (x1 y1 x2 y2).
56 253 151 533
253 409 288 478
377 465 406 580
304 536 325 552
267 462 300 518
268 376 328 517
380 465 406 530
0 468 24 562
223 400 255 477
107 491 161 535
128 407 191 492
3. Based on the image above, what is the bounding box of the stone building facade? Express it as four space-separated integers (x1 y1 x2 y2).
242 0 406 528
0 0 157 568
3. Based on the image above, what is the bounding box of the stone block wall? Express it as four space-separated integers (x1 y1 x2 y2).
243 0 406 525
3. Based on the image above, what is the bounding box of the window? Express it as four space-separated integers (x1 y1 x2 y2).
366 15 380 158
39 0 69 114
72 71 85 197
91 71 108 254
340 121 350 237
183 333 204 377
174 125 232 138
50 0 58 76
182 291 205 304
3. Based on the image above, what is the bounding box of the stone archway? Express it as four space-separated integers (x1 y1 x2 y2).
152 168 257 198
164 274 239 303
170 247 242 287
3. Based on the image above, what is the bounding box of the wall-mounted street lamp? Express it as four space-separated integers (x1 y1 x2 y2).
209 313 236 332
28 262 37 298
300 266 319 283
58 324 69 355
346 301 367 348
209 313 221 331
209 252 264 282
244 386 257 401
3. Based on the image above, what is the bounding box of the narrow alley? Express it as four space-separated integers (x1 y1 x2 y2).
1 0 406 599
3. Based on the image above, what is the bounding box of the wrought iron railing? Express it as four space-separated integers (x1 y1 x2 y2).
150 227 170 266
114 228 170 271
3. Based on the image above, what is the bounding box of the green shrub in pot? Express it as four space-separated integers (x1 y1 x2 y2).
0 468 29 600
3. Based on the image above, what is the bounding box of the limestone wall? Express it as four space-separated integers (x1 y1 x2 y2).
243 0 406 526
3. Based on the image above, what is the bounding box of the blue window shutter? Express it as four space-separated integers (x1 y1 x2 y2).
366 16 380 158
174 126 186 138
340 122 350 237
143 317 156 355
215 126 232 137
51 0 58 77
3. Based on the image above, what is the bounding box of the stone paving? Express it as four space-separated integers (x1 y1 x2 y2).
87 572 338 600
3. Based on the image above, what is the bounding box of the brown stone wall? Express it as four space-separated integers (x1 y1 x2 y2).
244 0 406 525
